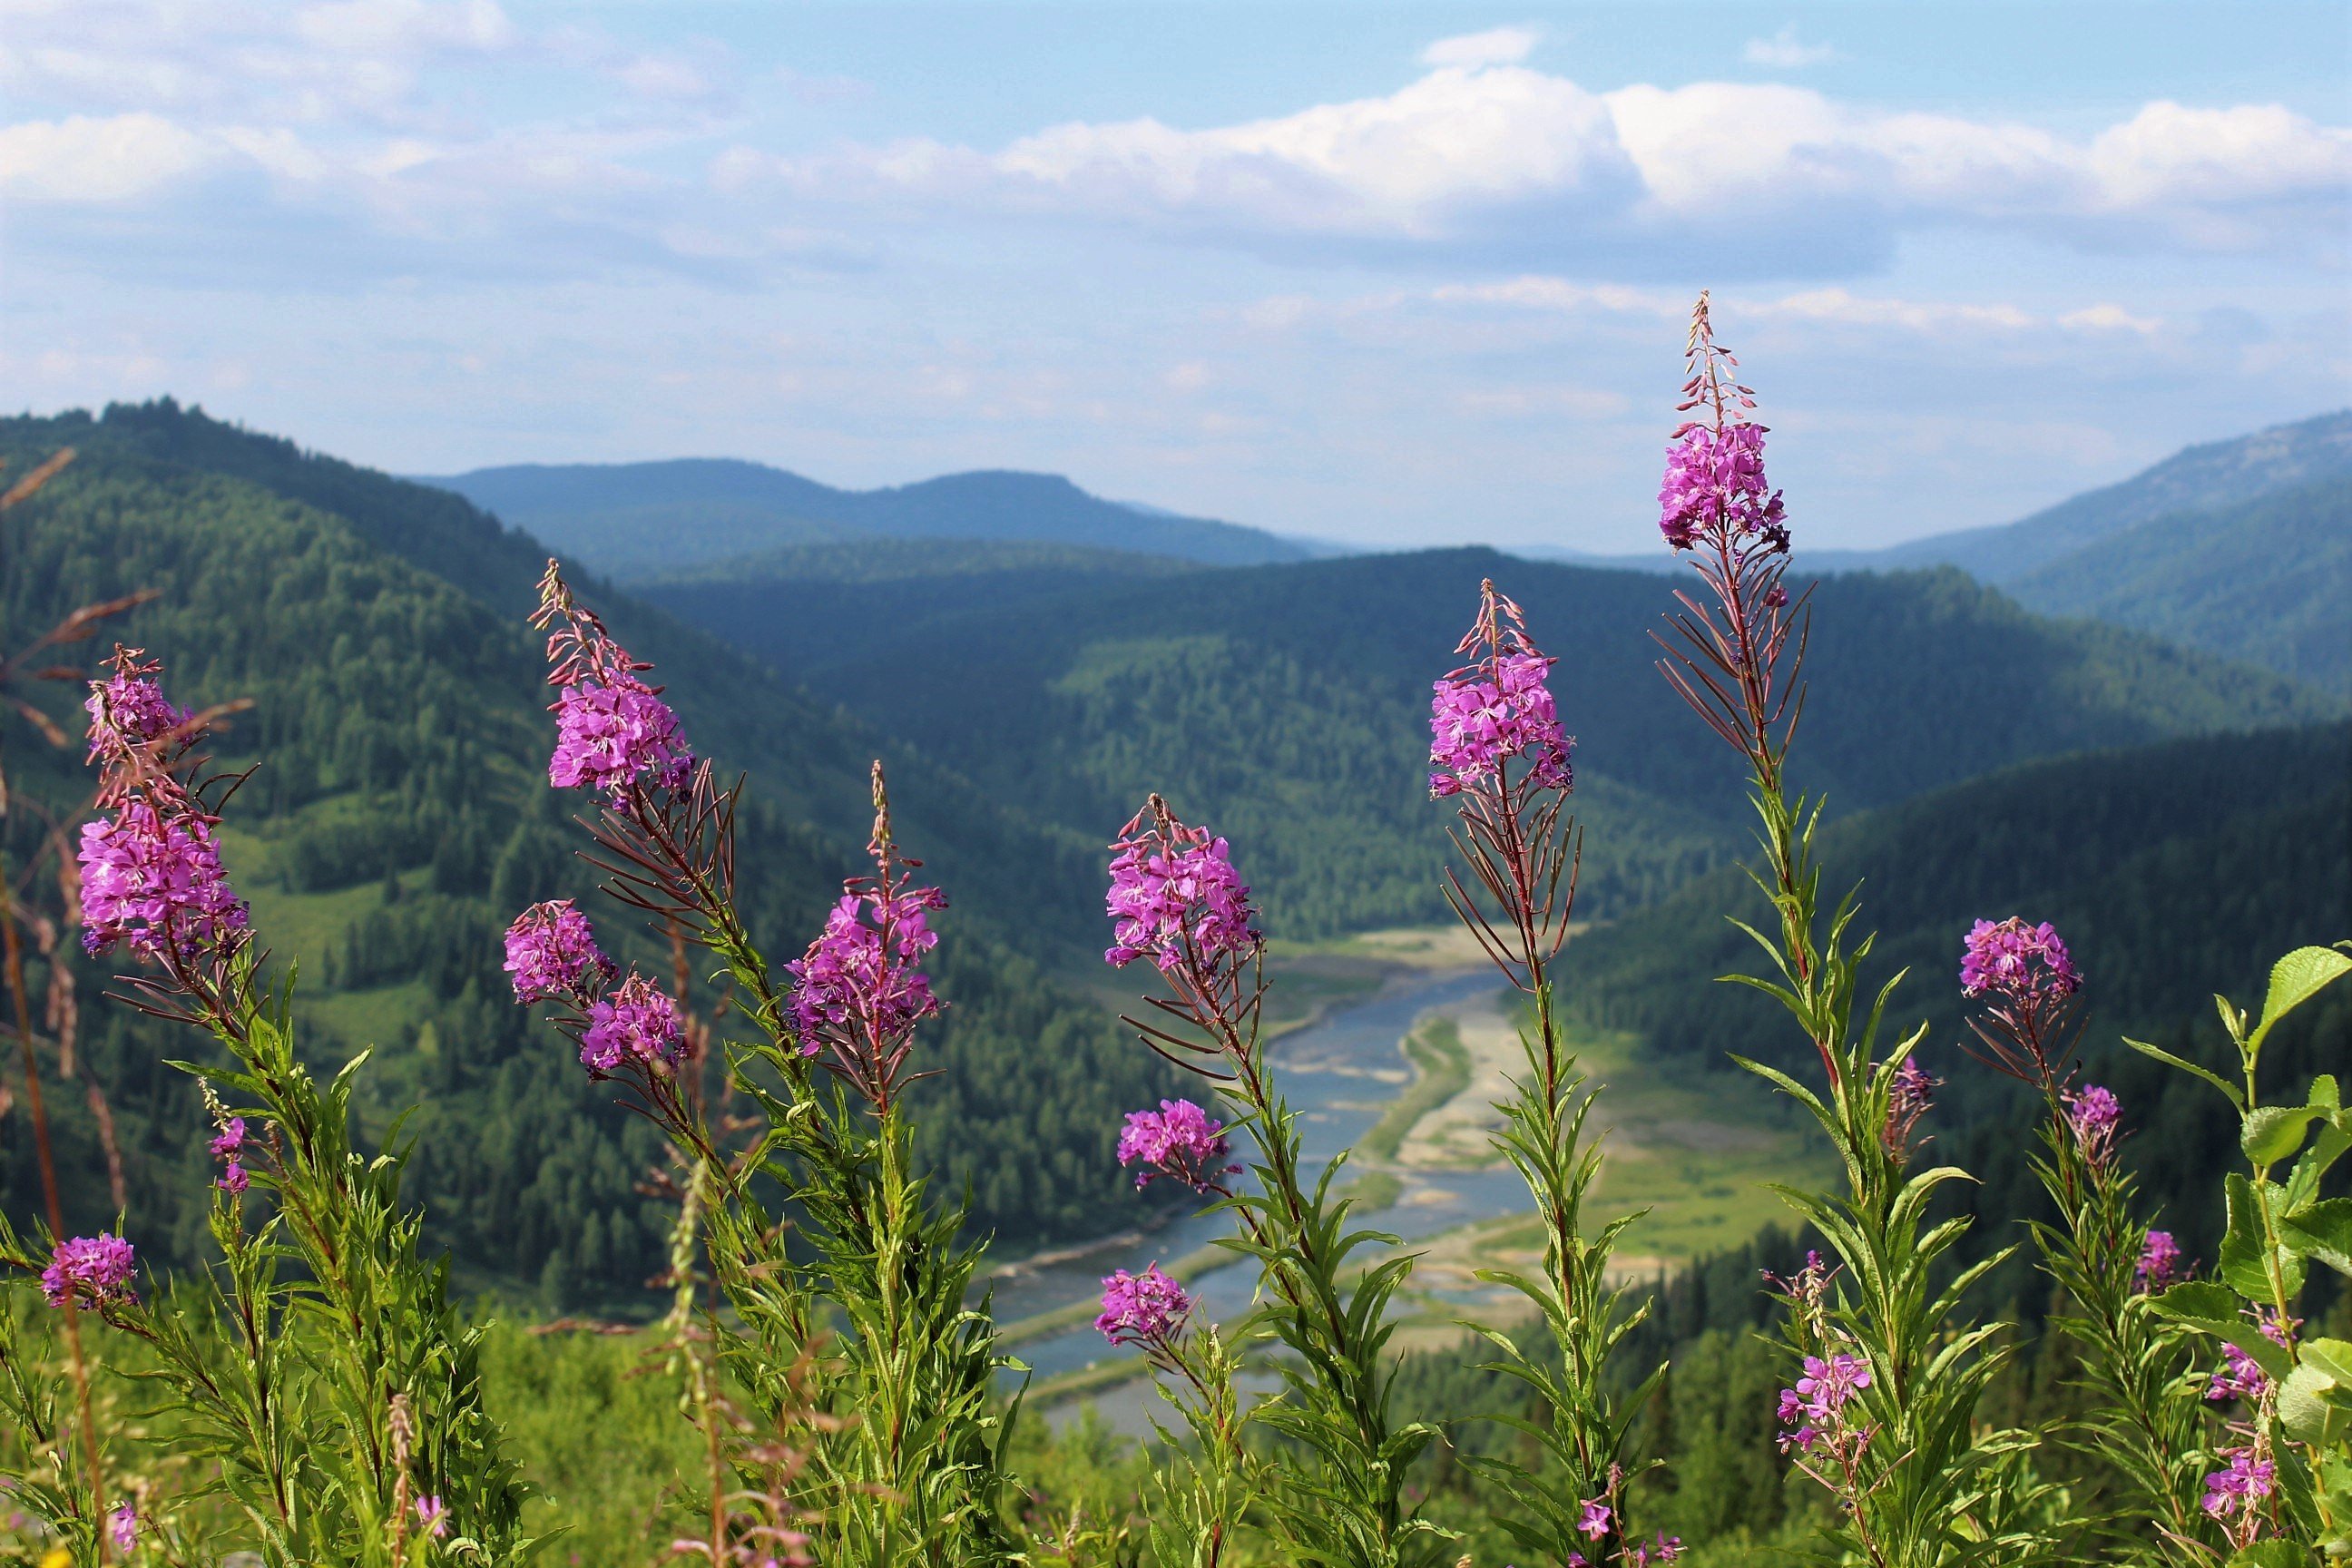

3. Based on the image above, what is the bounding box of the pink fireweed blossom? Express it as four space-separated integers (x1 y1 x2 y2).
2135 1230 2184 1293
1575 1495 1612 1540
504 899 616 1006
2200 1446 2277 1544
1960 917 2080 1004
1104 805 1261 975
85 658 186 766
1429 579 1573 801
42 1235 136 1309
581 974 683 1075
1658 421 1788 554
77 800 248 961
1777 1350 1873 1459
1882 1056 1937 1162
788 766 947 1113
211 1114 250 1194
1095 1265 1191 1352
1116 1098 1237 1191
416 1494 449 1539
2063 1084 2122 1171
109 1501 138 1551
2207 1341 2269 1405
533 563 695 802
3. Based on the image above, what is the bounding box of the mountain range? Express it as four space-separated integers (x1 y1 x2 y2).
421 458 1319 571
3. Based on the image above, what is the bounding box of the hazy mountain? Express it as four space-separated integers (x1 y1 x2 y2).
1511 408 2352 583
419 457 1315 572
2002 477 2352 695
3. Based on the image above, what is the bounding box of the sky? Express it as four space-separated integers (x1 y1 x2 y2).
4 2 2347 553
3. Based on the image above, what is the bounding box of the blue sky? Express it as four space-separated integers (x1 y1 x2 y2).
4 2 2346 552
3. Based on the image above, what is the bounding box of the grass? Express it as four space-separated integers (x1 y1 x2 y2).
1356 1016 1471 1162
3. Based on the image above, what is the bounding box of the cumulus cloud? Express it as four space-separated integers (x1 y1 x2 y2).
1420 26 1540 69
747 61 2347 267
0 113 211 201
1742 26 1838 69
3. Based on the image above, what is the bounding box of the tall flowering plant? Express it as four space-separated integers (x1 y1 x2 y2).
0 647 534 1567
1426 581 1667 1568
508 564 1017 1563
1651 296 2043 1564
1956 922 2220 1558
2125 944 2352 1555
1100 795 1445 1567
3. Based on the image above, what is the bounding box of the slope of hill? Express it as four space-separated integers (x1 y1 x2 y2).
684 545 2337 938
1818 407 2352 580
2003 477 2352 695
421 457 1313 573
637 538 1200 683
1561 720 2352 1277
0 409 1180 1308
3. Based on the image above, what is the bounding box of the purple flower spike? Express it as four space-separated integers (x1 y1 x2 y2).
1658 421 1788 554
504 899 616 1006
1104 810 1260 973
78 801 249 962
2135 1230 2184 1293
1882 1056 1937 1161
1575 1495 1612 1540
110 1501 138 1552
2064 1084 2122 1170
1960 917 2081 1004
789 885 946 1054
1429 649 1573 799
548 672 694 799
1116 1099 1238 1191
2207 1341 2269 1404
2200 1446 2275 1520
42 1235 136 1309
581 974 683 1074
1095 1264 1191 1349
84 664 186 765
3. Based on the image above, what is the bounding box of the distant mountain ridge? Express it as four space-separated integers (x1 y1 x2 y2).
419 457 1316 572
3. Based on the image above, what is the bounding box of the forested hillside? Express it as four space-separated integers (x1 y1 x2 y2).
1563 720 2352 1278
0 407 1178 1307
681 545 2336 936
2004 476 2352 694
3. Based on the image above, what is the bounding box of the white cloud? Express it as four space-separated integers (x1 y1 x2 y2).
1742 25 1838 69
291 0 514 54
1420 26 1539 70
0 113 211 200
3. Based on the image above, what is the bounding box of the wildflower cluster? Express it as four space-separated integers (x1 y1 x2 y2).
1094 1265 1192 1354
2136 1230 2184 1292
536 586 695 799
1104 807 1261 975
1657 420 1787 554
1881 1055 1936 1162
1115 1098 1235 1191
1427 583 1572 798
209 1113 250 1195
503 898 614 1004
39 1236 136 1310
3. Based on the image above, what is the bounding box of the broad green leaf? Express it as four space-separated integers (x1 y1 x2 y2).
2125 1035 2243 1110
2311 1074 2343 1111
2219 1174 2282 1300
2251 945 2352 1048
2149 1282 2296 1381
2278 1359 2352 1447
2306 1337 2352 1385
2225 1544 2312 1568
2280 1198 2352 1276
2243 1104 2324 1167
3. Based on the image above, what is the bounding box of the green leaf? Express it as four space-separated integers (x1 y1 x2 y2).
2151 1282 2296 1381
2125 1035 2243 1110
2244 1105 2324 1167
2311 1074 2343 1112
2278 1359 2352 1447
2250 945 2352 1049
2225 1544 2313 1568
2305 1337 2352 1385
2280 1198 2352 1276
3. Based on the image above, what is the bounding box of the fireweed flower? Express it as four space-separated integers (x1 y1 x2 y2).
1658 420 1788 554
109 1501 137 1552
416 1495 450 1539
2063 1083 2122 1170
2207 1341 2269 1404
1104 808 1261 974
533 564 695 801
1095 1265 1191 1351
580 974 683 1075
211 1115 250 1194
1959 918 2080 1004
41 1235 135 1309
788 766 947 1112
77 800 248 961
504 899 615 1005
1575 1495 1612 1539
1116 1098 1237 1191
84 659 185 764
1777 1350 1872 1456
2200 1446 2276 1524
2136 1230 2184 1292
1882 1056 1937 1161
1427 601 1573 799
